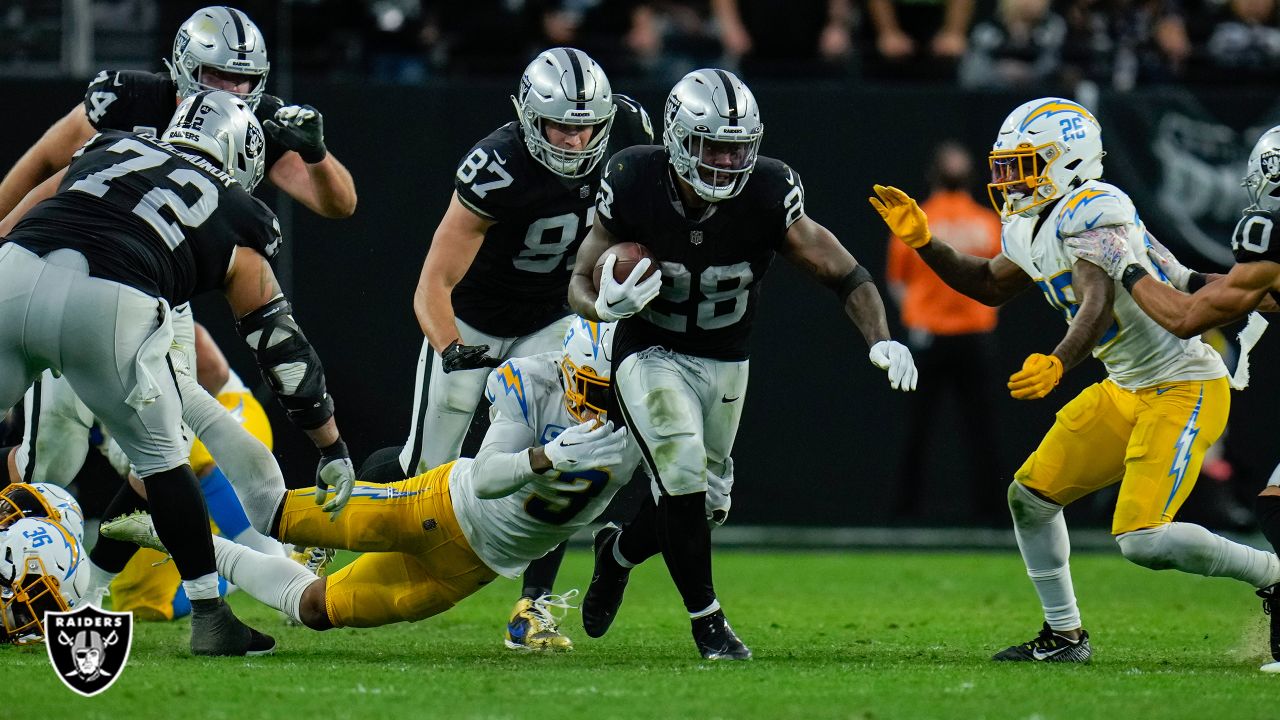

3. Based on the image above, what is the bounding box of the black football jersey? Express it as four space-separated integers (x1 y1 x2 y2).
449 94 653 337
598 146 806 362
1232 208 1280 265
5 130 281 306
83 69 288 172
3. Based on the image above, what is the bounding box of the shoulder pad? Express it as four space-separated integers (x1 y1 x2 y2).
1055 182 1135 238
1232 209 1280 264
485 360 536 426
750 157 806 229
611 94 654 145
454 124 528 219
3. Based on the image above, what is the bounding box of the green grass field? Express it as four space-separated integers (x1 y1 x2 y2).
8 549 1277 719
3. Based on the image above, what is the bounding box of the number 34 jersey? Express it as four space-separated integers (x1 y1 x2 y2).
598 146 806 363
448 351 641 578
5 131 280 306
1000 180 1225 390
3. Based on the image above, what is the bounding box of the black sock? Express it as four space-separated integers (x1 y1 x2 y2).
1256 494 1280 558
657 491 715 615
522 541 567 599
142 465 216 581
88 480 150 573
617 496 661 566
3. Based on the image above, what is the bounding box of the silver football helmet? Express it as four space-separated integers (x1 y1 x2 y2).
1243 126 1280 213
168 6 270 109
163 90 266 191
663 69 763 202
512 47 616 178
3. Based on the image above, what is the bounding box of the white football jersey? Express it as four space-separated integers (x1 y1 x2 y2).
1000 180 1226 390
449 351 642 578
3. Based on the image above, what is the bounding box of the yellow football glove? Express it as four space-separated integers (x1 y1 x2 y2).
1008 353 1063 400
868 184 932 249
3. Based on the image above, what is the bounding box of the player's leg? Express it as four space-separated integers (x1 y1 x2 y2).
994 381 1132 663
399 319 504 476
61 276 271 656
1255 467 1280 669
11 371 95 486
0 246 43 483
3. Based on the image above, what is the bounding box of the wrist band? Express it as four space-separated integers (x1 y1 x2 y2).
1121 264 1149 293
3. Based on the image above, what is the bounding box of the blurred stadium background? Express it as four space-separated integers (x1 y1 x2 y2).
2 0 1278 542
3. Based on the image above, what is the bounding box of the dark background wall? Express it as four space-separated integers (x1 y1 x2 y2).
3 78 1278 527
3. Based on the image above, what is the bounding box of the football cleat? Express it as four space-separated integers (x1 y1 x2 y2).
992 622 1092 663
582 523 630 638
291 546 337 577
504 590 578 652
100 512 167 554
691 610 752 660
1258 583 1280 664
190 597 276 656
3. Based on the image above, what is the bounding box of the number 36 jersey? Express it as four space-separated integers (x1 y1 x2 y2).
450 95 652 338
448 351 641 578
598 146 806 362
1000 180 1225 390
5 130 280 306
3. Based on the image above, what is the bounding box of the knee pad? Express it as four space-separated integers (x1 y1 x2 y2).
1007 481 1061 529
1115 526 1176 570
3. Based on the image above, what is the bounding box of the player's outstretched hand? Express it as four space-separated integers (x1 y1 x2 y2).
543 420 628 474
441 340 501 373
869 340 918 392
315 439 355 520
264 104 327 163
1063 226 1138 281
1142 233 1195 291
868 185 931 249
595 254 662 322
1008 353 1063 400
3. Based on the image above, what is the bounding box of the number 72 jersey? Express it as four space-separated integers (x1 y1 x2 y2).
447 351 642 578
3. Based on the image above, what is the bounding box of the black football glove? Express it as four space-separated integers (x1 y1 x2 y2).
264 104 327 163
441 340 501 373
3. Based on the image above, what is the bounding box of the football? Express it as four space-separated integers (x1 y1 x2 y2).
593 242 658 290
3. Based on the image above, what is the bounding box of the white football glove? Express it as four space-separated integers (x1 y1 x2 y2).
543 420 628 474
594 254 662 322
315 441 356 520
869 340 918 392
1142 233 1195 291
1063 226 1139 281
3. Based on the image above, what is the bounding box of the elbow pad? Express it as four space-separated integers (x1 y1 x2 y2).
236 296 334 430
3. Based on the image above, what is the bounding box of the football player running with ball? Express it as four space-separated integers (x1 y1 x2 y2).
870 98 1280 663
1063 125 1280 672
102 319 641 638
395 47 652 650
569 69 917 661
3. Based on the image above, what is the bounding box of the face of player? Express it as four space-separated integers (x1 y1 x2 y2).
695 139 752 187
543 120 597 151
198 66 258 96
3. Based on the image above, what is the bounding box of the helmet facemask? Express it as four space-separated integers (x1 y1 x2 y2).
987 142 1064 217
0 484 58 531
521 110 615 178
0 556 69 645
670 129 761 202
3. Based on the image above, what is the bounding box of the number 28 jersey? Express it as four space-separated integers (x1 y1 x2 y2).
448 351 641 578
598 146 806 362
5 130 281 306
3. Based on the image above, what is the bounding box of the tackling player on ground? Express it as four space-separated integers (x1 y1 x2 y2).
870 98 1280 663
570 69 917 660
1064 124 1280 672
103 319 641 637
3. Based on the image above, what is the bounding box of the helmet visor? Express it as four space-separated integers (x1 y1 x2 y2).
685 135 760 189
987 144 1057 215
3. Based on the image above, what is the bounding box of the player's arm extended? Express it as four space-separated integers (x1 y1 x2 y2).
781 215 891 345
471 414 544 499
267 150 358 219
1050 259 1115 370
0 167 67 236
414 192 494 352
1129 260 1279 338
0 105 94 218
568 222 620 321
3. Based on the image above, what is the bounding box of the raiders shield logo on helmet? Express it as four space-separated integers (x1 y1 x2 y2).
44 605 133 697
1263 150 1280 183
246 124 265 160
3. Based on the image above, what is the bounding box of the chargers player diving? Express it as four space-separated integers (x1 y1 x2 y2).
0 483 89 643
870 98 1280 662
102 319 642 638
569 69 918 660
0 91 358 655
1064 124 1280 671
388 47 651 650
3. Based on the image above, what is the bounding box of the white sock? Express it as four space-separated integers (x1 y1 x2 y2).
1009 482 1081 631
231 527 289 558
611 534 636 569
212 536 318 623
183 572 221 601
689 599 721 620
1117 523 1280 588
